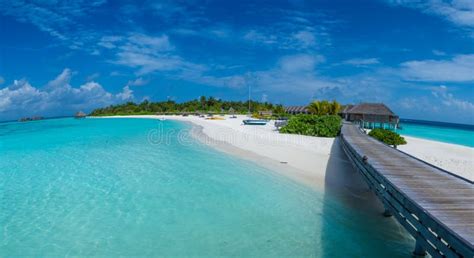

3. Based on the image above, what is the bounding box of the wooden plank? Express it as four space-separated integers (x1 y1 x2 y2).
379 171 442 178
340 123 474 257
406 191 474 200
372 164 435 171
388 179 473 189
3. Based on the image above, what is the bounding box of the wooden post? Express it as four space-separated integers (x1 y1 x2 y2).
413 237 427 257
383 208 392 217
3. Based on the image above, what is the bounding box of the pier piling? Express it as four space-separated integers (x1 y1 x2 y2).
413 238 427 257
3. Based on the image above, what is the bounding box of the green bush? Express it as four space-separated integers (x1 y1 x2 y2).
280 115 341 137
368 128 407 147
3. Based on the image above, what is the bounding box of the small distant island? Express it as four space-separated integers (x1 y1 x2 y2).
18 116 44 122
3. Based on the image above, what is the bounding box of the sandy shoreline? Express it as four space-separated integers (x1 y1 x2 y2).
92 115 473 185
398 136 473 181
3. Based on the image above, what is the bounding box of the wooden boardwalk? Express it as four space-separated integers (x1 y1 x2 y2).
340 122 474 257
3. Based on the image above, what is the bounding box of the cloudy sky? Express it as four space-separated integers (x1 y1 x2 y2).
0 0 473 123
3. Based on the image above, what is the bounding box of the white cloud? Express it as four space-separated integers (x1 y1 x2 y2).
428 0 474 28
242 26 329 50
90 49 100 55
293 30 316 48
397 85 474 122
400 54 474 82
0 69 134 120
110 71 125 77
178 72 248 89
86 73 100 82
100 33 206 75
0 80 45 113
175 54 330 91
46 68 73 89
98 36 123 49
386 0 474 29
127 77 149 87
116 86 134 101
151 1 194 21
278 54 325 73
431 85 474 111
432 49 447 56
245 54 341 98
115 51 203 75
343 58 380 66
127 34 174 52
0 0 106 47
243 30 278 45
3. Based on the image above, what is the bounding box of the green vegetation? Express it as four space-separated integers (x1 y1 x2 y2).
368 128 407 148
89 97 285 117
307 100 341 115
280 115 342 137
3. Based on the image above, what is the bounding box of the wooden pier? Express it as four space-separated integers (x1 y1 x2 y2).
340 122 474 257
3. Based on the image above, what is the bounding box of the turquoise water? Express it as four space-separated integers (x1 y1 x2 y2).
1 118 413 257
399 120 474 147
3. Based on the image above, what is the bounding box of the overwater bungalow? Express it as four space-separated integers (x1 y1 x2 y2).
19 116 44 122
75 111 87 119
342 103 399 130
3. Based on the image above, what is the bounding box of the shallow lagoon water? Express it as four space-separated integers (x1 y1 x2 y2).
399 120 474 147
0 118 414 257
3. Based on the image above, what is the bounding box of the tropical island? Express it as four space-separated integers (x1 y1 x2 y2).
90 97 406 143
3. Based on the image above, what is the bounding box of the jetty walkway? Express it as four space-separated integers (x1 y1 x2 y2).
340 122 474 257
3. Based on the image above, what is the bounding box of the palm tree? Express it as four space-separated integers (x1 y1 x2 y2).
200 96 206 110
330 100 341 115
308 100 341 115
308 101 322 115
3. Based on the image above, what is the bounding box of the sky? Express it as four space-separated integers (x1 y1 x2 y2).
0 0 473 124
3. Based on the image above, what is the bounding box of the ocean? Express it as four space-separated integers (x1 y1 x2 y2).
0 118 414 257
399 119 474 147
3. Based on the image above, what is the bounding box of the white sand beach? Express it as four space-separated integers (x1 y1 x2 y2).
95 115 474 187
398 136 474 181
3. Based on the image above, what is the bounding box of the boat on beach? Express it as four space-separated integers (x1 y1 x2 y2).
243 119 268 125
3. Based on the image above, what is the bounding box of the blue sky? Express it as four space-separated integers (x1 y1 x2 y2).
0 0 473 123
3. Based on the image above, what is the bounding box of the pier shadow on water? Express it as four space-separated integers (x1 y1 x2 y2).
318 137 415 257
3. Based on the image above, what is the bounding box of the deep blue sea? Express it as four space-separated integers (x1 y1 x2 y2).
0 118 414 257
399 119 474 147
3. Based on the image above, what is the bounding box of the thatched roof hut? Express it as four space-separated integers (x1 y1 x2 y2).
285 106 309 115
342 103 399 129
340 104 354 115
75 111 87 119
345 103 395 116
